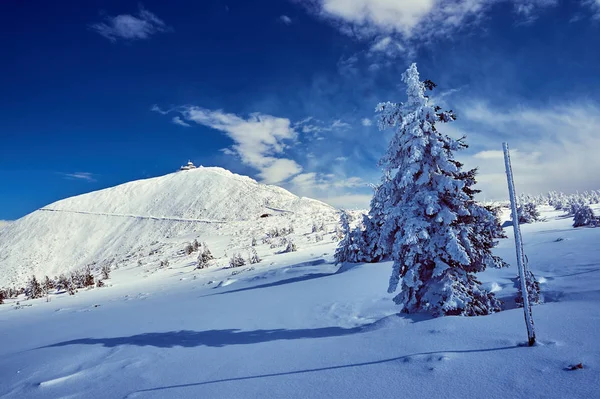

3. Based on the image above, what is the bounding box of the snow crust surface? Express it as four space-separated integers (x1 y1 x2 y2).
1 206 599 398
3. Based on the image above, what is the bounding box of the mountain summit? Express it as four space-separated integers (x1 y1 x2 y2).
0 167 335 287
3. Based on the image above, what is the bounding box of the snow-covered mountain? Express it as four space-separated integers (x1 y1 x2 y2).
0 167 338 287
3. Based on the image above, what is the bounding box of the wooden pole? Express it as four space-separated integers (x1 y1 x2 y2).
503 142 536 346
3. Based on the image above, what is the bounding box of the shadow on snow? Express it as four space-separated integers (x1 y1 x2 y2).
123 345 522 396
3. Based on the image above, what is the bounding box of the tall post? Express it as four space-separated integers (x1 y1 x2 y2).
503 142 536 346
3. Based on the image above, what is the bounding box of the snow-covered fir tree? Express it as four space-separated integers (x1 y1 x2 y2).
334 210 353 264
229 253 246 268
26 275 43 299
573 205 597 227
248 247 261 264
517 202 541 224
197 242 215 269
374 63 502 316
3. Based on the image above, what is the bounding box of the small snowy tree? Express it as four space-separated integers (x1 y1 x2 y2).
26 275 43 299
229 253 246 268
335 210 357 264
197 243 215 269
283 239 297 253
101 264 111 280
517 202 541 224
573 205 597 227
0 289 5 305
374 63 501 316
248 247 261 264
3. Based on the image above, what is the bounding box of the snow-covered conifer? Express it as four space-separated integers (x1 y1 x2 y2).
248 247 261 264
334 210 352 264
229 253 246 268
26 275 43 299
517 202 541 224
573 205 597 227
283 239 297 253
101 264 111 280
197 243 215 269
375 63 501 316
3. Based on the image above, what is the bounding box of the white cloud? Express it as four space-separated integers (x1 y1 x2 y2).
299 0 558 51
336 156 349 161
584 0 600 18
453 102 600 199
172 116 191 127
286 172 370 208
62 172 96 182
280 15 293 24
154 105 302 183
90 6 171 42
331 119 351 129
361 118 373 126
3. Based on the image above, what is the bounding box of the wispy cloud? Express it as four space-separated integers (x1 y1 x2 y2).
90 5 171 42
172 116 191 127
298 0 558 55
445 101 600 199
287 172 371 208
153 105 302 183
61 172 97 182
361 118 373 126
584 0 600 18
279 15 293 24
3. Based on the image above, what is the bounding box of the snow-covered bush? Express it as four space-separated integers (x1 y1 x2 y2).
517 202 541 224
229 253 246 268
197 242 215 269
248 247 261 264
101 264 111 280
26 275 43 299
369 63 503 317
42 276 54 296
0 289 5 304
283 240 297 253
335 210 358 264
184 242 195 255
573 205 597 227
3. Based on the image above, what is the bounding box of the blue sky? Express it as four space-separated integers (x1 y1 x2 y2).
2 0 600 220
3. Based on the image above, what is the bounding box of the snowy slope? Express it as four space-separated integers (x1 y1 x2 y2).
0 207 599 398
0 167 337 287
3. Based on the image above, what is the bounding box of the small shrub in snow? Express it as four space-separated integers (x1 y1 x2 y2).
0 290 5 305
192 239 200 252
96 279 105 288
197 243 215 269
283 240 297 253
517 202 541 224
573 205 597 227
184 243 195 255
248 247 261 264
26 275 43 299
315 234 323 242
101 264 111 280
82 267 95 287
159 259 170 268
229 253 246 268
251 237 257 246
311 223 318 233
